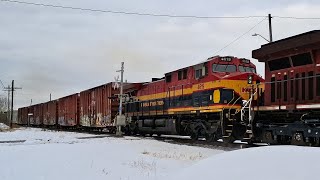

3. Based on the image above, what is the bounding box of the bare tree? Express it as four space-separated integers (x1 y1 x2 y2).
0 97 7 113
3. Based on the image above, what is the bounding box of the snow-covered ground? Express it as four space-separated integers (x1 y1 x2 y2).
0 128 223 180
169 145 320 180
1 128 318 180
0 123 9 131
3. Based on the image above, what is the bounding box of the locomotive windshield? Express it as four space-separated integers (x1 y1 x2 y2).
239 66 256 73
212 64 236 73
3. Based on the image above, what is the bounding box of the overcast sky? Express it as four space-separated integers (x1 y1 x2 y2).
1 0 320 108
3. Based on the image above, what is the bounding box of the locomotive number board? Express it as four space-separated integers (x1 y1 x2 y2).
220 57 233 62
241 59 250 64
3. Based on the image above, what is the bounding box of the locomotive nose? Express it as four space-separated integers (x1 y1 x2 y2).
224 72 264 83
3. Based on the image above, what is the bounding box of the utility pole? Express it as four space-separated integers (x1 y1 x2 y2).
116 62 125 136
7 85 10 122
11 80 14 128
50 93 51 101
3 80 22 128
119 62 124 116
268 14 273 42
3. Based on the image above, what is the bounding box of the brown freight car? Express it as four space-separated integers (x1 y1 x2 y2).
28 105 35 125
79 83 119 130
43 100 58 126
32 103 43 126
17 107 29 125
79 82 143 131
252 30 320 108
58 94 79 127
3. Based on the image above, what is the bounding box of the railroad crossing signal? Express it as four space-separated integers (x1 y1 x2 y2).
247 75 253 84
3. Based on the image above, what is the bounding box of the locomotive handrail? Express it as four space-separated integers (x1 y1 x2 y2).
241 89 257 124
226 91 235 107
228 95 242 116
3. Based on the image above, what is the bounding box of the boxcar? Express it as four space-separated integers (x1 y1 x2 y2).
31 103 43 126
79 83 119 130
58 94 79 127
251 30 320 146
43 100 58 126
17 107 29 125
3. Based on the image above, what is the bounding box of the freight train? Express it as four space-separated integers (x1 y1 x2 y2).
18 83 142 132
17 30 320 146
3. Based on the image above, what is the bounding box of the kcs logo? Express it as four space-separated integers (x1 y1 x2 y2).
241 87 256 93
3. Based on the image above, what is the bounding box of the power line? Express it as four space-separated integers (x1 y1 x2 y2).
273 16 320 20
0 0 266 19
3 0 320 20
213 17 267 55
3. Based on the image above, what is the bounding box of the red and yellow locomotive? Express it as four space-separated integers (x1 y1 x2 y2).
125 56 264 141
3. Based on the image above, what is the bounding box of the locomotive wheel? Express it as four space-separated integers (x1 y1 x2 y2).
311 138 320 147
205 133 216 142
124 129 132 136
264 131 273 142
223 136 235 143
291 132 305 146
190 132 199 142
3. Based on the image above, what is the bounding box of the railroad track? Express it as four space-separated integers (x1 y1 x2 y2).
149 135 266 150
26 127 267 150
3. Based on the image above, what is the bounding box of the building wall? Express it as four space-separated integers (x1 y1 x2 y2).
0 111 17 125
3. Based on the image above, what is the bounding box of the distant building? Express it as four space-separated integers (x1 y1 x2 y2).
0 110 17 125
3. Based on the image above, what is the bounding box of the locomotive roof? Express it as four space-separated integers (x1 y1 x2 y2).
164 55 237 75
252 30 320 61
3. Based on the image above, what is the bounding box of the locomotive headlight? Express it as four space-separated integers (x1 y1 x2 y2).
247 75 253 84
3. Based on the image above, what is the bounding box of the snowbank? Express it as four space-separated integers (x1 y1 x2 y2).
0 128 93 144
0 123 9 131
168 146 320 180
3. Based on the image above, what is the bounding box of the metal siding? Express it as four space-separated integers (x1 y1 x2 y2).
58 94 78 127
18 107 28 125
43 100 57 125
43 102 49 125
79 83 119 128
32 104 43 125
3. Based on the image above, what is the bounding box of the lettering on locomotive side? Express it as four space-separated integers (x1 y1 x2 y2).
142 100 164 107
157 100 164 106
142 102 150 107
241 87 256 93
